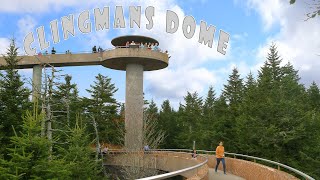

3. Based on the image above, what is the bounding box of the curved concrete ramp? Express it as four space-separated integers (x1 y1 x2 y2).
209 169 245 180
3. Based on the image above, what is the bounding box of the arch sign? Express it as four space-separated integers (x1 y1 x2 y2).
23 6 230 56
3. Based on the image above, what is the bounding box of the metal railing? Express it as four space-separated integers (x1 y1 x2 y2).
151 149 315 180
107 149 208 180
10 45 168 57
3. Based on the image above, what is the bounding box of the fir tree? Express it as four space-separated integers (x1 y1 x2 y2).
84 74 120 144
307 82 320 110
202 86 216 149
0 107 71 179
0 39 31 156
223 67 244 108
52 74 80 128
158 100 177 148
145 99 159 119
59 115 102 179
221 67 244 151
177 92 203 148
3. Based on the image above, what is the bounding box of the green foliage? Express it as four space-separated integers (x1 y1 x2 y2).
0 108 71 179
52 75 80 128
0 39 31 156
83 73 121 145
158 100 178 148
58 115 102 179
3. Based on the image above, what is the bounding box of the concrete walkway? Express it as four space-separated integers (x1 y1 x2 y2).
208 169 245 180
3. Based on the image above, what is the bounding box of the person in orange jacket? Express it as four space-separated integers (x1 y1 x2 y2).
215 141 226 174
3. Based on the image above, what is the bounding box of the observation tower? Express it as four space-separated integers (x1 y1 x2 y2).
103 35 169 150
0 35 169 150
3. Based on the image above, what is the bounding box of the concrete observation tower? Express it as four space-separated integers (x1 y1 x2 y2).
103 35 169 150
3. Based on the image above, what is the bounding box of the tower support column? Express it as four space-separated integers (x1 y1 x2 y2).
32 65 42 102
125 63 144 150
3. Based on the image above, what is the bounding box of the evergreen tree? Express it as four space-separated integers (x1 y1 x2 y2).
84 74 120 144
211 95 229 149
59 115 102 179
0 39 31 156
252 44 310 167
158 100 177 148
221 67 244 151
202 86 216 150
52 75 80 128
203 86 216 115
223 67 244 108
145 99 159 120
307 82 320 110
235 72 259 154
0 108 71 179
176 92 203 149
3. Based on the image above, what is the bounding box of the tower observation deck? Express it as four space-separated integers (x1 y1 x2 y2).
103 35 168 71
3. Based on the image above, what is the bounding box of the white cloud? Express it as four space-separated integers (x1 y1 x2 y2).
145 67 217 99
246 0 285 31
244 0 320 86
0 38 10 54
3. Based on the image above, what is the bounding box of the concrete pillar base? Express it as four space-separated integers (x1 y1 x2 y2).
125 64 144 150
32 65 42 102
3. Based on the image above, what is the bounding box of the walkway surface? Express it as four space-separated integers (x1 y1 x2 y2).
208 168 245 180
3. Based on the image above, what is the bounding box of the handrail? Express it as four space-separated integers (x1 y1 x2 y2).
154 149 314 180
5 46 167 57
137 151 208 180
107 149 208 180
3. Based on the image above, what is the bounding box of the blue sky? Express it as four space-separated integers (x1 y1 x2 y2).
0 0 319 109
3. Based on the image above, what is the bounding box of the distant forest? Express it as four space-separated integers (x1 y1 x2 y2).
0 40 319 179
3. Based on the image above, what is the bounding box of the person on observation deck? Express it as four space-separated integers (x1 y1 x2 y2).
153 43 160 51
192 149 197 158
98 46 103 52
51 47 56 54
147 42 151 50
140 42 145 48
215 141 226 175
92 46 97 53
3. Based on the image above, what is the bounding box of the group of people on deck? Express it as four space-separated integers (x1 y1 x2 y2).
121 41 170 58
92 45 103 53
124 41 161 51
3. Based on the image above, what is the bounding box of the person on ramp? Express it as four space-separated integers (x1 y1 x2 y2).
215 141 226 174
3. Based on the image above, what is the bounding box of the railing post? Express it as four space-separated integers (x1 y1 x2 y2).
254 159 256 163
278 165 280 171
